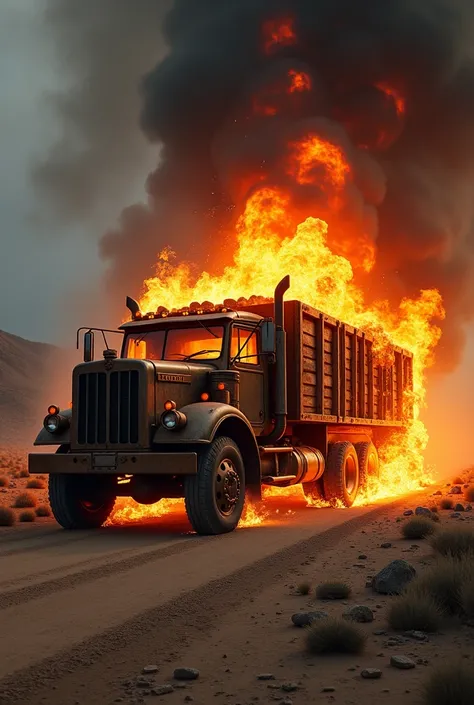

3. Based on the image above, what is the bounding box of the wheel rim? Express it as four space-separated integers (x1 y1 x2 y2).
215 458 241 517
368 451 378 477
344 455 358 495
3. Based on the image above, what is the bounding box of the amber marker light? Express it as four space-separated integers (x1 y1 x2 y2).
48 405 60 415
200 392 210 401
164 400 177 411
217 382 225 390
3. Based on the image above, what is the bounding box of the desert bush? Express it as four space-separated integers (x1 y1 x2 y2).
439 498 454 510
401 517 436 540
464 486 474 503
430 526 474 559
297 581 311 595
388 592 442 632
26 478 45 490
19 510 35 522
430 505 438 513
19 469 29 478
452 476 464 486
306 618 366 655
12 492 37 509
35 505 51 518
315 581 352 600
460 578 474 619
0 507 15 526
422 661 474 705
0 476 8 487
409 556 474 615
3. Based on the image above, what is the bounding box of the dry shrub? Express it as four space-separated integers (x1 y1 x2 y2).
315 582 351 600
0 507 15 526
306 618 366 655
297 581 311 595
0 476 8 487
401 517 436 540
388 592 442 632
35 505 51 518
430 526 474 559
464 486 474 503
26 478 45 490
439 498 454 510
429 505 438 513
12 492 37 509
422 661 474 705
19 510 35 522
409 556 474 615
452 476 464 486
19 469 29 478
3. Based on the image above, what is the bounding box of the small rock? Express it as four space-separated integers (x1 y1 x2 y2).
291 611 328 627
450 486 462 494
454 504 465 512
184 697 194 702
136 678 151 688
450 512 461 519
173 668 199 681
433 491 442 496
322 687 335 692
373 560 416 595
343 605 374 623
358 554 368 560
281 700 293 705
151 685 174 696
404 630 428 641
415 507 432 517
361 668 382 680
281 683 298 692
257 674 275 681
390 655 416 670
142 666 159 675
466 505 473 511
403 510 414 516
381 542 392 549
373 630 387 636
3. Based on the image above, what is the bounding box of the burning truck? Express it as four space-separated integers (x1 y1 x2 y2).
28 275 413 535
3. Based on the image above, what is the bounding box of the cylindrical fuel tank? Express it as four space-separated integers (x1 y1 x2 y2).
279 446 325 484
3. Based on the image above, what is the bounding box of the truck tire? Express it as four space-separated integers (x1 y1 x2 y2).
355 441 379 489
49 474 116 529
323 441 360 508
184 436 245 535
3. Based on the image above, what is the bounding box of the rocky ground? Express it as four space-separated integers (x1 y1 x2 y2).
0 448 50 524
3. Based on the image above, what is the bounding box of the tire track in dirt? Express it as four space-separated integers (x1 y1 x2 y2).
0 498 406 705
0 533 206 610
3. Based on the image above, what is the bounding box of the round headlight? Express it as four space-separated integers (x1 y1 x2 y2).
44 414 60 433
163 411 178 429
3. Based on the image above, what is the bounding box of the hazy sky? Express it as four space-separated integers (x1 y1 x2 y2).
0 0 472 472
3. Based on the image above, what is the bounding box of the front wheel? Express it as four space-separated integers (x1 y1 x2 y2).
49 474 116 529
184 436 245 535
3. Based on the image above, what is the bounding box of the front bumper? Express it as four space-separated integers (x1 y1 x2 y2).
28 452 198 475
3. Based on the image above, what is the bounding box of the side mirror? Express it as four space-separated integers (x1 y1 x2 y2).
83 331 95 362
261 320 276 356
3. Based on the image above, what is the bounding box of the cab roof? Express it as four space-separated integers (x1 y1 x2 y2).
119 310 263 331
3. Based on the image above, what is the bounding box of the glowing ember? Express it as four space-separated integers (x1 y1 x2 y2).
288 69 312 93
263 17 297 53
376 82 406 117
288 135 350 188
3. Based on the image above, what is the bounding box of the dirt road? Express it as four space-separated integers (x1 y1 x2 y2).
0 495 421 705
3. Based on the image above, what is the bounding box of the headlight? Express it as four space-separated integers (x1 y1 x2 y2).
160 410 187 431
43 413 69 434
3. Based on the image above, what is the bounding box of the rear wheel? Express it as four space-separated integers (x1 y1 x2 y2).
49 474 116 529
184 436 245 535
355 441 379 489
323 441 360 507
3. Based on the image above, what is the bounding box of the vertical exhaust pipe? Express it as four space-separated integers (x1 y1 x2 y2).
261 275 290 444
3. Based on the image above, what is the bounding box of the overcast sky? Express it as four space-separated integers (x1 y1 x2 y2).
0 0 472 472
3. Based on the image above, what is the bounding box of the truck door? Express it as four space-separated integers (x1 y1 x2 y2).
230 325 265 431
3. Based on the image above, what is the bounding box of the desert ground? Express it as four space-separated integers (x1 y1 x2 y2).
1 447 474 705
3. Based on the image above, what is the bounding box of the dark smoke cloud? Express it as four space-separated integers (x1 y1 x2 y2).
44 0 474 370
33 0 172 227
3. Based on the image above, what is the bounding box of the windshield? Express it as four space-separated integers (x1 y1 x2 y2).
125 325 224 361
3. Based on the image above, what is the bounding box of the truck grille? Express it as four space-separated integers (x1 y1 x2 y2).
77 370 140 446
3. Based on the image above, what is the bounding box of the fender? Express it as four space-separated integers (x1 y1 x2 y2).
153 401 261 493
33 408 72 446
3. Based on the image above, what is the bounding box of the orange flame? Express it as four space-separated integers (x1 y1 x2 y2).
109 126 444 526
263 17 297 54
376 82 406 117
288 69 312 93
